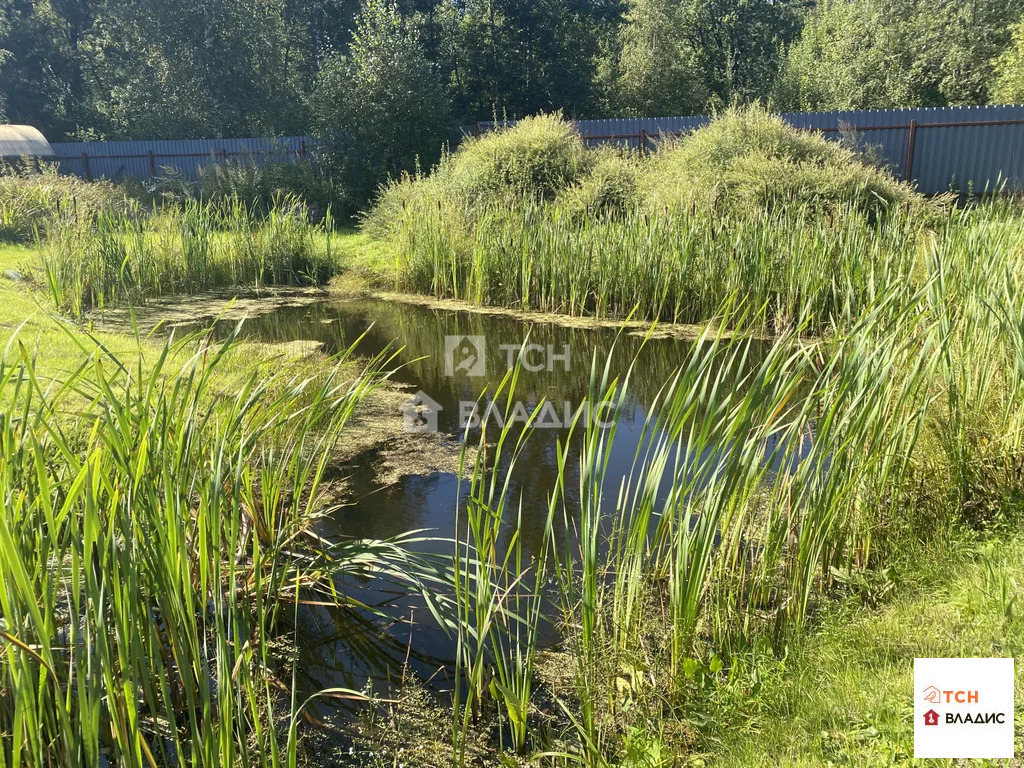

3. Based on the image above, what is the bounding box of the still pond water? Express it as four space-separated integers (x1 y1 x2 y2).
176 295 779 713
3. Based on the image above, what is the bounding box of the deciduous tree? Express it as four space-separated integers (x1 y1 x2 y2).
311 0 451 202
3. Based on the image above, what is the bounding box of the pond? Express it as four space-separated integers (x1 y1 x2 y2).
165 294 787 717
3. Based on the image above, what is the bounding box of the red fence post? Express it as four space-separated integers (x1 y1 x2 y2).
81 151 91 181
905 119 918 181
147 150 156 177
221 147 228 164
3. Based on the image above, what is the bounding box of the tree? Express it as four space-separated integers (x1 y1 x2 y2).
611 0 802 116
438 0 620 123
991 18 1024 103
0 0 90 139
612 0 705 115
777 0 1024 110
311 0 451 204
82 0 307 139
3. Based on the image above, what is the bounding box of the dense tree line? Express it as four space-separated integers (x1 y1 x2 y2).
2 0 1024 199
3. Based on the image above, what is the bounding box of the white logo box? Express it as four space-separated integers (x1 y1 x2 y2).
914 657 1015 759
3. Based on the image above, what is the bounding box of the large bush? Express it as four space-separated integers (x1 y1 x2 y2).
556 146 640 217
447 113 592 206
643 104 924 213
362 113 593 237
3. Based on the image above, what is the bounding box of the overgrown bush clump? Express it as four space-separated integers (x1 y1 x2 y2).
643 104 924 214
447 113 592 205
0 165 130 242
557 146 640 217
360 105 931 329
362 112 592 238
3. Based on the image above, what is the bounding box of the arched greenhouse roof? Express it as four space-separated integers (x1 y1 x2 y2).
0 125 54 158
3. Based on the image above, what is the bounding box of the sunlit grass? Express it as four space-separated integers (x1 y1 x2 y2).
39 197 337 319
0 323 446 767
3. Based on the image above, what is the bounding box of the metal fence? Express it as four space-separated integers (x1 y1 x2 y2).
48 104 1024 195
471 104 1024 195
50 136 312 183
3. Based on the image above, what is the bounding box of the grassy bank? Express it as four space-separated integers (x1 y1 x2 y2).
354 107 952 333
350 530 1024 766
1 169 339 319
0 242 449 767
708 533 1024 766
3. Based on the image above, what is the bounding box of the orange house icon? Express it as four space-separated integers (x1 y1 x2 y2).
923 709 940 726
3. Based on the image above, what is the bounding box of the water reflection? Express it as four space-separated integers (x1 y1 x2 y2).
184 297 786 709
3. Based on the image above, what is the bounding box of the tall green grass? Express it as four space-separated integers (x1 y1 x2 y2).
438 221 1024 764
0 325 440 767
381 198 929 331
361 106 935 333
40 197 335 318
451 362 554 759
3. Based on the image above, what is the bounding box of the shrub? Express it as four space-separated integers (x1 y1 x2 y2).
991 19 1024 104
362 113 593 238
361 166 443 241
557 146 640 217
447 113 592 207
642 104 924 214
0 164 129 242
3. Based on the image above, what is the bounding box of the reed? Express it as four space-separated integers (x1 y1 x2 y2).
434 225 1024 762
451 359 554 761
39 196 335 318
0 325 441 767
377 198 930 333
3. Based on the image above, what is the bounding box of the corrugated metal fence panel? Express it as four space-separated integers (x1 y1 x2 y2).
51 105 1024 193
474 105 1024 194
909 105 1024 194
779 107 913 180
50 136 311 182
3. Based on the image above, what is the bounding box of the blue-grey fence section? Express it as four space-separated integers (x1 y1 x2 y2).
49 105 1024 194
50 136 312 182
472 104 1024 194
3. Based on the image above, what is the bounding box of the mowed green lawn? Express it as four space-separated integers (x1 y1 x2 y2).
707 534 1024 767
